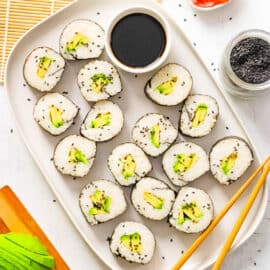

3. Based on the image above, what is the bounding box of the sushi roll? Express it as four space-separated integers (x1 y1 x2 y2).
33 93 79 135
110 221 155 264
78 60 122 102
132 113 178 157
108 143 152 186
60 19 105 60
169 187 214 233
162 142 209 186
144 63 192 106
179 94 219 138
23 47 65 92
131 177 175 220
80 100 124 142
210 136 253 185
53 135 96 177
79 180 127 225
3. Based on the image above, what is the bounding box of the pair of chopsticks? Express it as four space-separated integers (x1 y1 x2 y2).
172 156 270 270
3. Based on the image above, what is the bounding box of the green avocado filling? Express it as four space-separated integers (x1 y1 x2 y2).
221 152 238 175
37 56 52 79
65 33 89 53
120 232 142 254
0 233 55 270
91 73 112 93
88 112 111 129
143 192 164 209
89 190 111 216
49 105 64 128
156 76 178 95
178 201 203 225
192 103 208 127
150 124 160 148
119 154 136 179
68 147 88 164
173 153 198 173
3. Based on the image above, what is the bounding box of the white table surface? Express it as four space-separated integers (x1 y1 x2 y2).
1 0 270 269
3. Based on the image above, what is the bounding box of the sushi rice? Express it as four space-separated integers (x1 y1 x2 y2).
80 100 124 142
180 94 219 138
78 60 122 102
108 143 152 186
162 142 209 186
60 19 105 60
210 136 253 185
33 93 79 135
53 135 96 177
132 113 178 157
110 221 155 264
169 187 214 233
23 47 65 92
145 63 192 106
131 177 175 220
79 180 127 225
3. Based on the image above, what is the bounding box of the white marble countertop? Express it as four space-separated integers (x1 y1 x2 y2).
0 0 269 269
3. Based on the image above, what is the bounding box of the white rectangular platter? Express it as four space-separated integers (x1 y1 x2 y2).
6 0 268 269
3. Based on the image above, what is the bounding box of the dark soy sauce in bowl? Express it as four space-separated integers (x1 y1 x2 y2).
111 13 166 68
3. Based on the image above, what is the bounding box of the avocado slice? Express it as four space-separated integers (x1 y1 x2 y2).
177 201 203 225
120 232 142 254
221 152 237 175
89 190 111 216
68 147 88 164
150 124 160 148
89 112 111 129
65 33 89 53
156 76 178 95
119 154 136 179
0 237 55 269
192 103 208 127
143 192 164 209
173 153 198 173
3 233 49 256
37 56 52 79
0 257 18 270
49 105 64 128
91 73 112 93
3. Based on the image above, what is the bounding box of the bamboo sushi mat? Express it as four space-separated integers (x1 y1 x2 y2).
0 0 74 83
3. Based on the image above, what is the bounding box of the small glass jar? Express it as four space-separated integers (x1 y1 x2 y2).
222 29 270 98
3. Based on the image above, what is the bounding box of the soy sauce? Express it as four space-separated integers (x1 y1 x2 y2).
111 13 166 67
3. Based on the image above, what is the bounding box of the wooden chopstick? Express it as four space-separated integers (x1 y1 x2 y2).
212 159 270 269
172 156 270 270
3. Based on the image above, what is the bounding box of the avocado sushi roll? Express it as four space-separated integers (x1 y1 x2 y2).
60 19 105 60
53 135 96 177
145 63 192 106
180 94 219 138
110 221 155 264
132 113 178 157
33 93 79 135
131 177 175 220
78 60 122 102
169 187 214 233
23 47 65 92
108 143 152 186
79 180 127 225
80 100 124 142
210 136 253 185
162 142 209 186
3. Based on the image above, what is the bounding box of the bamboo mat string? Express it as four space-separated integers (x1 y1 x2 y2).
0 0 73 83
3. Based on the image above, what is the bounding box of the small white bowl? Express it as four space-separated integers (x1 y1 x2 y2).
189 0 231 11
105 7 171 74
